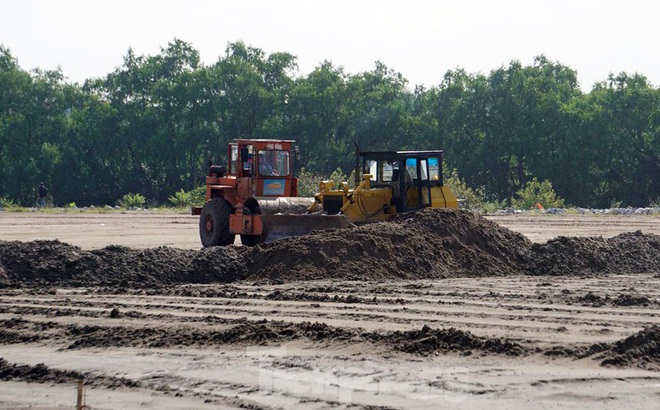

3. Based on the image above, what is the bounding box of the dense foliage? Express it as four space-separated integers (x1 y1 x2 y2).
1 40 658 208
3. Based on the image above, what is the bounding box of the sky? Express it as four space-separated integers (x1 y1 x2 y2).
1 0 659 91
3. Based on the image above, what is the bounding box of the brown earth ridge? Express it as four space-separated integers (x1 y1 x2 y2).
1 209 658 288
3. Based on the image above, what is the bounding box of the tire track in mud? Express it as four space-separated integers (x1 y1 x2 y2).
1 274 658 369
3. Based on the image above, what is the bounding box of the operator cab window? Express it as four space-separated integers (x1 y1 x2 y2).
428 157 440 182
230 144 238 174
382 161 394 182
365 160 394 183
406 158 429 181
242 145 254 172
258 150 290 176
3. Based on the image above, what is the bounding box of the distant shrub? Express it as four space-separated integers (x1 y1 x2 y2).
480 199 508 214
168 189 191 208
511 178 565 210
190 186 206 206
609 200 626 209
444 168 506 213
445 168 484 210
168 187 206 208
0 196 18 209
120 193 146 209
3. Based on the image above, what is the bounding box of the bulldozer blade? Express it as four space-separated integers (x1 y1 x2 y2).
260 214 355 243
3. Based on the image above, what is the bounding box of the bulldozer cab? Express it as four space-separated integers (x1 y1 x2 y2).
360 150 445 213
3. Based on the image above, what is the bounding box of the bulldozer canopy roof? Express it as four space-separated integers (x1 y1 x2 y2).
359 150 444 160
233 138 297 144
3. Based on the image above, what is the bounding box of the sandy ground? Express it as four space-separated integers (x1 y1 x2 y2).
1 210 659 409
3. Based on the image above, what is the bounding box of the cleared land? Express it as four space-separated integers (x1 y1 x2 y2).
0 210 659 409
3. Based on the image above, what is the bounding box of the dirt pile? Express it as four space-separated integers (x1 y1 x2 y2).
364 325 527 356
0 357 139 388
547 326 660 370
573 291 656 307
0 357 86 384
246 209 532 282
1 209 659 287
593 326 660 370
0 240 247 287
528 231 660 275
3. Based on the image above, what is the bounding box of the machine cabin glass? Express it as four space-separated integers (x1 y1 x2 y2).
229 144 238 174
257 150 290 177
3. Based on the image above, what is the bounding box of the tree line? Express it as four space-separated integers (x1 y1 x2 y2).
1 39 658 208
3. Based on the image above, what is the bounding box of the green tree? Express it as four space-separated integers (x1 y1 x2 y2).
481 56 580 200
287 61 350 174
0 46 73 205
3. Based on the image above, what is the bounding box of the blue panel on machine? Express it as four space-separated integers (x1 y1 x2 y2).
263 179 286 196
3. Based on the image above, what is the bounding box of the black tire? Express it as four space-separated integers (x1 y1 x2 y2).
199 197 235 247
239 201 261 247
240 234 260 247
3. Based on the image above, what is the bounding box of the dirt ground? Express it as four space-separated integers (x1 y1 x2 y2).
0 210 659 409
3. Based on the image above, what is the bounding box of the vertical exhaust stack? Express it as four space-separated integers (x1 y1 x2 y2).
354 142 361 187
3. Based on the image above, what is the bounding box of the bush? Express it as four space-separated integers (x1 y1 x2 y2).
444 168 506 213
0 196 18 209
511 178 565 210
480 199 507 214
120 193 146 209
190 186 206 206
168 189 191 208
444 168 484 210
168 186 207 208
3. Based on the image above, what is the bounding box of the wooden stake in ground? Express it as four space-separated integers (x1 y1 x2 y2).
76 379 83 410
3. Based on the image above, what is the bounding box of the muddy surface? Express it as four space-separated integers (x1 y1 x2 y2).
1 209 659 409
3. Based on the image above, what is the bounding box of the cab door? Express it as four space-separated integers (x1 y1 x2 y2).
406 157 432 208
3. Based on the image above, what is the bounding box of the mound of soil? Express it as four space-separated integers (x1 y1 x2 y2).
364 324 527 356
61 319 359 350
528 231 660 275
0 240 247 288
1 209 659 287
246 209 532 282
0 357 139 388
613 293 653 307
0 357 86 384
592 326 660 370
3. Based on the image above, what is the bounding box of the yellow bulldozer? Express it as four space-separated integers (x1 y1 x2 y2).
194 139 458 246
261 148 459 242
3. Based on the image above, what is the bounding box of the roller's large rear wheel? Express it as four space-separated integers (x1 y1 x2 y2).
199 198 235 247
